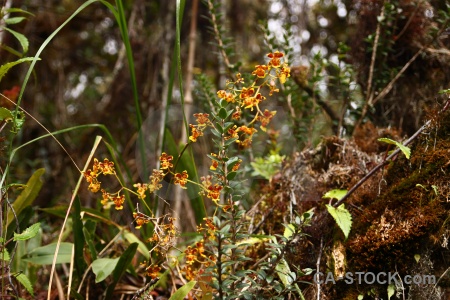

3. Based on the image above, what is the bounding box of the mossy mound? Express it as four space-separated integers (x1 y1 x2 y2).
263 111 450 299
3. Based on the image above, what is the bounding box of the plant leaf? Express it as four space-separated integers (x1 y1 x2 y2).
4 27 29 53
169 281 196 300
16 273 33 296
1 248 10 261
0 108 14 121
91 257 120 283
323 189 348 200
378 137 411 159
7 168 45 227
123 230 150 260
13 222 40 241
387 284 395 300
326 204 352 239
0 57 37 83
22 242 73 265
5 17 26 25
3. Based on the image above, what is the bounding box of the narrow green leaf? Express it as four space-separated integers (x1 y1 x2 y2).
5 17 26 25
378 137 411 159
4 27 29 53
169 281 196 300
7 168 45 227
0 57 36 83
325 204 352 239
91 257 120 283
72 197 87 280
5 8 34 16
22 242 73 265
16 273 33 296
83 227 97 261
13 222 40 241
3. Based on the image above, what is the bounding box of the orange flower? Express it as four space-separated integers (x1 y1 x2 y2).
189 124 203 142
83 170 101 193
133 212 151 229
268 80 280 96
100 189 110 205
185 246 197 265
217 90 235 103
194 113 210 127
112 194 125 210
149 169 164 193
268 51 284 68
232 159 242 171
98 158 115 175
237 125 257 136
241 93 265 110
207 184 222 203
209 153 219 170
277 64 291 84
174 170 188 189
146 264 161 279
183 266 196 281
257 109 277 131
134 183 148 200
239 87 255 99
226 125 239 140
252 64 268 78
231 106 241 120
159 152 173 170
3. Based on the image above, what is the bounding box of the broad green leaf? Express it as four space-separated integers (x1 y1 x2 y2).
0 108 13 121
22 242 73 265
16 273 33 296
378 137 411 159
7 168 45 227
326 204 352 239
387 284 395 300
4 27 29 53
91 257 120 283
123 230 150 259
169 281 196 300
414 254 420 263
13 222 40 241
0 57 37 83
323 189 347 200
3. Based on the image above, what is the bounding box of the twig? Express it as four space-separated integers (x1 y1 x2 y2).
316 237 323 300
366 3 385 104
